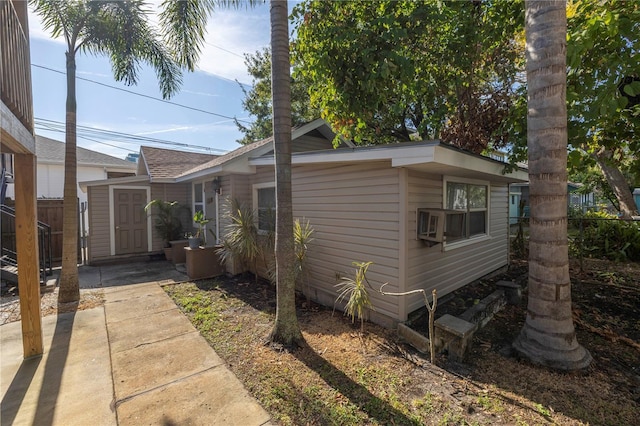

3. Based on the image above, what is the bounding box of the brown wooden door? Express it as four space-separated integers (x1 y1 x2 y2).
114 189 148 255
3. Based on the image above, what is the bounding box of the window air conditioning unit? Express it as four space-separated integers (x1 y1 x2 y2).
417 209 445 243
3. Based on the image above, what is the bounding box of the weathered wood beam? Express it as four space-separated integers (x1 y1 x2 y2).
14 153 43 358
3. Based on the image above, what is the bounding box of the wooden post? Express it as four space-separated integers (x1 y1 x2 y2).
14 153 43 358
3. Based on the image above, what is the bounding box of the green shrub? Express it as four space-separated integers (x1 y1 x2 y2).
574 215 640 261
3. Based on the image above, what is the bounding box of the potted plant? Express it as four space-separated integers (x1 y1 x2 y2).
189 211 211 248
144 200 188 260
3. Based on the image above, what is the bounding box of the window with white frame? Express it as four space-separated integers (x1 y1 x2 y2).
193 182 204 217
444 180 488 243
253 183 275 232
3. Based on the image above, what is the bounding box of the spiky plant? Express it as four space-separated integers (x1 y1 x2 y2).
217 198 261 283
335 261 374 333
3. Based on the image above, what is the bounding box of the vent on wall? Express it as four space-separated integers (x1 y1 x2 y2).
417 209 445 243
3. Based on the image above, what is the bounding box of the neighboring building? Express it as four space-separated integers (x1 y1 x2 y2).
634 188 640 212
81 119 528 327
4 135 137 232
510 181 596 219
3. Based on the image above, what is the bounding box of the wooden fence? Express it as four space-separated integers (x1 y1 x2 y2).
2 198 80 264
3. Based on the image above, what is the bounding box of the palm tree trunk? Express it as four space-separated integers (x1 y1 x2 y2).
58 50 80 303
513 0 591 370
267 0 304 348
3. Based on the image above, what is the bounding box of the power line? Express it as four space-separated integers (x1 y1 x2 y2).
34 117 231 154
204 41 245 58
31 63 253 124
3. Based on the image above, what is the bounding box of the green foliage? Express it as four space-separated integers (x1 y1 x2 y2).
293 218 314 288
217 198 261 280
235 48 320 144
193 210 211 244
144 199 189 246
571 213 640 261
292 0 524 151
335 261 374 333
564 1 639 209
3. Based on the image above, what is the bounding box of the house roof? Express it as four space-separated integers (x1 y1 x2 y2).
35 135 136 170
139 146 218 181
250 140 529 183
176 119 339 181
177 136 274 179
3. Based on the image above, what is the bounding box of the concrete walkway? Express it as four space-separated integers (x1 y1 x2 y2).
1 261 272 425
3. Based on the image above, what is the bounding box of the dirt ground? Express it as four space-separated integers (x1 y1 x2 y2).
164 257 639 425
2 257 638 424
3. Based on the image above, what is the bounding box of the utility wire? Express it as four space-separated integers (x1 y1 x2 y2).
35 117 231 154
32 63 253 124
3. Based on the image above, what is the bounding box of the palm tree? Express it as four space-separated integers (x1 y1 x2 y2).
266 0 304 348
513 0 591 370
31 0 213 303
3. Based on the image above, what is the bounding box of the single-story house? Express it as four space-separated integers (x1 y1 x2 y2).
81 119 528 326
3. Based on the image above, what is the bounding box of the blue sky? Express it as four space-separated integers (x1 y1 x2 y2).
28 2 297 160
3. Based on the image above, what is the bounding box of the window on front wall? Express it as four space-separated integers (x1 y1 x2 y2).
193 182 204 217
256 185 275 232
445 181 488 243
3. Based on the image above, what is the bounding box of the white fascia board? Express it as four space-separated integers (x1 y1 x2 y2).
291 119 327 138
149 177 176 184
433 146 528 182
79 175 149 192
175 165 223 183
251 143 437 166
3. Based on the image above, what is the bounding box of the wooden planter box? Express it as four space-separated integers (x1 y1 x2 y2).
185 246 224 280
169 239 189 264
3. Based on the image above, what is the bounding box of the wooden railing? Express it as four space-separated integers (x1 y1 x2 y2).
0 0 34 133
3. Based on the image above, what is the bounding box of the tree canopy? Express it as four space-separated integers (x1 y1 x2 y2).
235 48 319 145
565 0 639 216
291 0 525 152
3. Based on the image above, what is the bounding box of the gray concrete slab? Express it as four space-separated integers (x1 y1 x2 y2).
104 284 177 322
1 308 115 426
111 330 224 400
107 308 195 353
1 260 272 426
117 366 272 426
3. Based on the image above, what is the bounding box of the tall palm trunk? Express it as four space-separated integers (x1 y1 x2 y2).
267 0 304 348
513 0 591 370
59 50 80 303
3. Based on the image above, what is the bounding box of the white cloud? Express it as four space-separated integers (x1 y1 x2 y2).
29 2 270 86
197 7 270 85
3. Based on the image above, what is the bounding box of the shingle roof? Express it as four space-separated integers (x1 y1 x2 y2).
35 135 136 169
178 136 273 177
140 146 219 179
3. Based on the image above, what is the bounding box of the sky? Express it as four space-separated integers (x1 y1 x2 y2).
28 1 299 160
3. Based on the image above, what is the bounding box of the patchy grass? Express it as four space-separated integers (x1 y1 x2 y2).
165 259 639 425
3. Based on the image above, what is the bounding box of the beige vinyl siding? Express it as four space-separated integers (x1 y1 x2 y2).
87 185 110 261
291 161 401 323
405 170 509 318
292 134 336 153
149 183 190 251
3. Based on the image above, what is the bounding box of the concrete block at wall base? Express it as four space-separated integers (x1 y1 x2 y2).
397 323 431 354
435 314 476 362
460 289 505 328
496 280 522 305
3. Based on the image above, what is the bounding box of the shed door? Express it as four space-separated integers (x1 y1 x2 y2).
114 189 148 255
